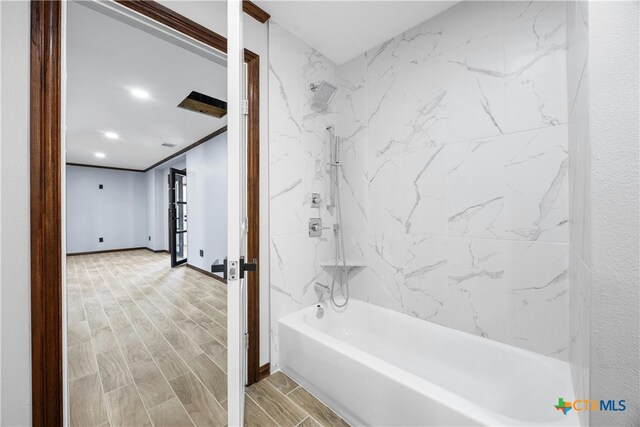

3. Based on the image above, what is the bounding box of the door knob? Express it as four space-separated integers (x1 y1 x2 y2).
211 257 228 280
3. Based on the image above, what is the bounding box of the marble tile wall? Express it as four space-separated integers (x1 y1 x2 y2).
336 1 570 360
567 1 590 424
269 1 571 368
268 22 340 368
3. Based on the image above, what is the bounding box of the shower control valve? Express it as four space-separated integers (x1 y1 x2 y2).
309 218 330 237
310 193 323 208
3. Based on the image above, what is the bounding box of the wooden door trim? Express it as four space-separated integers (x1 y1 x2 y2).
243 1 270 23
30 1 63 424
30 1 263 424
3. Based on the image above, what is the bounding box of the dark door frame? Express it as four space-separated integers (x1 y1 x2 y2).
30 1 265 424
169 168 188 267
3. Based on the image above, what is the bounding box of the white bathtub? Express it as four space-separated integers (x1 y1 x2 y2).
278 299 579 426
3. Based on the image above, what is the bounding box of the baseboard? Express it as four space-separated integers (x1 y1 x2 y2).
258 363 271 381
67 246 147 256
186 263 227 284
145 247 169 254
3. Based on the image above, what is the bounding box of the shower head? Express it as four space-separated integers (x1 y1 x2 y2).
310 81 337 112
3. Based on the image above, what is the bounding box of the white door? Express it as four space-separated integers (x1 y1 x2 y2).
227 1 245 425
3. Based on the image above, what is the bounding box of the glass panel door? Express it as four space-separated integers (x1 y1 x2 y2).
170 167 188 266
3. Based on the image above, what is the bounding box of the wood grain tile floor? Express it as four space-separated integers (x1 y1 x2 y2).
67 250 349 427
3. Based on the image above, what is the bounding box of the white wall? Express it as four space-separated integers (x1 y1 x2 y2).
66 166 147 253
0 1 32 425
186 133 228 276
588 2 639 425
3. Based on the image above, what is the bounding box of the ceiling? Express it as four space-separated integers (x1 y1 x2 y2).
66 1 227 170
255 1 458 64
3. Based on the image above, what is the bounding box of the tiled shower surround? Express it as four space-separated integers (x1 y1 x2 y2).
269 1 569 368
567 1 590 425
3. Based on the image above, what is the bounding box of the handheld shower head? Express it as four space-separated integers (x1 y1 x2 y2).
310 81 337 112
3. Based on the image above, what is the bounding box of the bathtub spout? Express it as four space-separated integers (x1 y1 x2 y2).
314 282 329 294
313 282 329 301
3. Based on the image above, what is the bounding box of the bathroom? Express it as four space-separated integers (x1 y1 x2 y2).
265 1 637 426
1 0 637 426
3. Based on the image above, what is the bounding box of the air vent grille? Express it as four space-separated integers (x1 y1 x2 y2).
177 91 227 118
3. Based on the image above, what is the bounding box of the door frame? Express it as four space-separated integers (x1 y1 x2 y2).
30 1 264 424
169 168 188 267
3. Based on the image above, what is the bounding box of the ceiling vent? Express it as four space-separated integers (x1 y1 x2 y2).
177 90 227 118
162 143 177 148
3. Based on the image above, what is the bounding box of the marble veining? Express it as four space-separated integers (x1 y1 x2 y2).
269 1 571 369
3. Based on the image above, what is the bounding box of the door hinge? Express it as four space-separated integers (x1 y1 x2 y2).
242 216 249 235
244 332 249 349
241 99 249 115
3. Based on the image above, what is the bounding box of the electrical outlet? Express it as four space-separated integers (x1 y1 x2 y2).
199 249 204 257
99 237 104 243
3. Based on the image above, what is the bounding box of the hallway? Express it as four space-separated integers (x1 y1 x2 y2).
67 250 228 426
66 250 349 427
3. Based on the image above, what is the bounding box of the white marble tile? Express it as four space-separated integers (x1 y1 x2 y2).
394 15 447 66
366 154 405 234
400 146 448 236
568 248 590 415
361 232 409 312
569 69 591 265
504 240 569 359
355 233 449 324
402 56 447 151
339 160 368 233
503 4 568 132
269 0 572 366
447 31 505 143
440 1 504 50
503 1 561 24
566 0 590 416
269 22 308 131
446 237 505 341
504 125 569 243
336 55 368 163
566 0 589 114
401 235 449 322
446 137 506 239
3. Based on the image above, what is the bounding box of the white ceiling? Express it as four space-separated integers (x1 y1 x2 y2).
66 1 227 170
255 1 458 64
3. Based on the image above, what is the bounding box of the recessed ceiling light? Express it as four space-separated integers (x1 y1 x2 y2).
131 88 150 99
104 131 119 140
95 152 106 158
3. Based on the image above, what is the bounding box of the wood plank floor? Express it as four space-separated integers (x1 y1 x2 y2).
67 250 349 427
